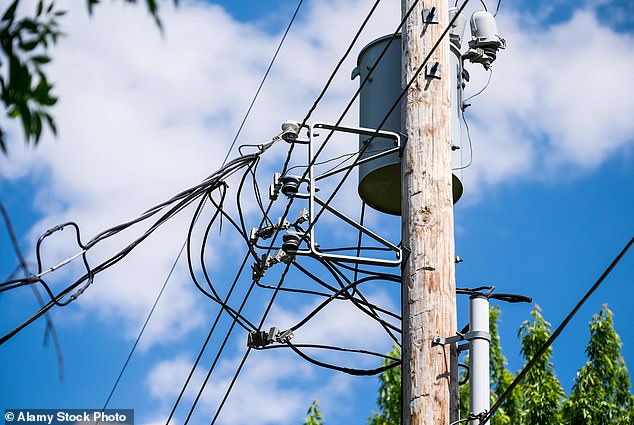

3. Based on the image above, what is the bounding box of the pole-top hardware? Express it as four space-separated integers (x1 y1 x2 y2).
269 173 282 201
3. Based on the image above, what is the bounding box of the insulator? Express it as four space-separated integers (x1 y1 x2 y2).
280 175 301 197
282 231 302 253
281 121 300 142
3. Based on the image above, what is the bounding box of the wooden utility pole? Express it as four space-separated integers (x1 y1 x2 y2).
401 0 459 424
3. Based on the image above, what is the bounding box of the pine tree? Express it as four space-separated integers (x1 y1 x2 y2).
562 305 634 425
517 306 564 425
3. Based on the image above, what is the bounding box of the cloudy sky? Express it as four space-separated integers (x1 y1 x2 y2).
1 0 633 424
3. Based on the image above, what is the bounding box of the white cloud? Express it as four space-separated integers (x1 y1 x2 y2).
1 0 633 422
460 9 634 194
145 288 395 425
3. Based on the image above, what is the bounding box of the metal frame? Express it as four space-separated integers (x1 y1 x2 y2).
299 122 402 267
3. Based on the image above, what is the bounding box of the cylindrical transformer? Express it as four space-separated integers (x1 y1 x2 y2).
353 31 464 215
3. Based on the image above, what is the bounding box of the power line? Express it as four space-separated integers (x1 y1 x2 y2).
480 235 634 424
100 238 187 414
0 201 64 380
221 0 305 167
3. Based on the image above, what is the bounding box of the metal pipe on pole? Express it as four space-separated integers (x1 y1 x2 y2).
401 0 459 424
469 295 491 424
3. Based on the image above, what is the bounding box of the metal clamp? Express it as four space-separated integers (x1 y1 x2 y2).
432 330 491 353
247 327 294 348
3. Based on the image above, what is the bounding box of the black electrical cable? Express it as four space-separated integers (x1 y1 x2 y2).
284 340 400 376
259 343 399 361
298 0 384 129
479 236 634 424
494 0 502 16
100 237 186 414
0 202 64 380
0 154 259 345
186 189 257 332
208 263 294 425
221 0 304 166
316 259 402 341
165 252 251 424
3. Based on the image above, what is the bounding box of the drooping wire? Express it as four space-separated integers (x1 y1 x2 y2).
454 109 473 170
494 0 502 17
284 340 399 376
220 0 305 167
479 236 634 424
0 153 260 345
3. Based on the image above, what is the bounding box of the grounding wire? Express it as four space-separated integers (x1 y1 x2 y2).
454 109 474 170
479 235 634 424
220 0 305 167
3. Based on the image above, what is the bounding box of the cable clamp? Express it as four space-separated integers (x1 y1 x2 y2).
247 327 294 348
295 208 309 225
251 217 292 242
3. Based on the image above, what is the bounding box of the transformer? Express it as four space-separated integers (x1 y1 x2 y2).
352 30 464 215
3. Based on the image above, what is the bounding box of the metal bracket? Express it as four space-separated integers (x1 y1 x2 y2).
247 327 294 348
425 62 442 79
421 7 438 36
423 8 438 24
432 330 491 353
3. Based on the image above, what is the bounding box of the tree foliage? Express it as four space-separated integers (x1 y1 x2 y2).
304 400 325 425
0 0 175 154
368 345 401 425
0 0 62 152
562 305 634 424
303 305 634 425
516 306 565 425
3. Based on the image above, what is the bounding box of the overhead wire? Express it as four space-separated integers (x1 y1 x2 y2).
177 0 443 420
0 153 260 345
220 0 305 167
479 235 634 424
0 202 64 380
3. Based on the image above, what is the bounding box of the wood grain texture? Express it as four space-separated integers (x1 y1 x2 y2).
401 1 459 424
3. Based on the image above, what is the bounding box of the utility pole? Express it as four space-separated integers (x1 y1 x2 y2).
401 0 459 424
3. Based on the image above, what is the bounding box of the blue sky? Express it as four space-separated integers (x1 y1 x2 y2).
1 0 633 424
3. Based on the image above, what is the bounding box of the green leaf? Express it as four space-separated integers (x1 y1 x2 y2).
32 55 51 64
2 0 19 22
37 0 44 17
